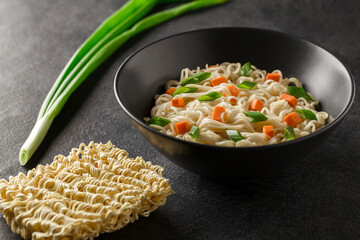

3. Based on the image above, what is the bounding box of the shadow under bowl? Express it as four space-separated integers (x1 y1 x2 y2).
114 27 355 181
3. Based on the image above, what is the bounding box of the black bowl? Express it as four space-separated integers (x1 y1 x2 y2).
114 28 355 181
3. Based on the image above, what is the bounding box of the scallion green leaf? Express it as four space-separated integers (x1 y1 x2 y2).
237 81 257 90
296 109 317 120
180 72 211 86
287 86 313 101
189 126 200 140
284 126 295 140
226 130 243 142
38 0 158 120
172 87 198 96
244 111 268 122
147 116 171 127
241 62 253 77
198 91 222 101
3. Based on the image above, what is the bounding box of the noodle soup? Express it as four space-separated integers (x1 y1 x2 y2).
145 62 328 147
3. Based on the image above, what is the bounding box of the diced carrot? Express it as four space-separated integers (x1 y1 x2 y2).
284 112 302 128
227 85 240 97
209 65 217 68
171 98 185 107
210 76 227 86
166 88 176 95
230 98 237 105
266 73 280 82
263 125 274 138
249 99 263 111
175 121 189 135
280 93 297 107
212 106 226 122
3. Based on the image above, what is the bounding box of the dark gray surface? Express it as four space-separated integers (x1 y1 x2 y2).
0 0 359 239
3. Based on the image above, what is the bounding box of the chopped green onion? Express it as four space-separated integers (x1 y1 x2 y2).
198 91 222 101
244 111 268 122
180 72 211 86
147 116 171 127
287 86 313 101
296 109 317 120
284 126 295 140
189 126 200 140
172 87 198 96
226 130 243 142
237 81 257 90
241 62 253 77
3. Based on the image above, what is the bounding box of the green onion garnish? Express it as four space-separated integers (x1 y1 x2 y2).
226 130 244 142
198 91 222 101
180 72 211 86
237 81 257 90
287 86 313 101
284 126 295 140
244 111 268 122
241 62 253 77
172 87 198 96
189 126 200 140
147 116 171 127
296 109 317 120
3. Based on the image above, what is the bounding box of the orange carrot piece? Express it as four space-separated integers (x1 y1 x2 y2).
230 98 237 105
209 65 217 68
280 93 297 107
212 106 226 122
263 125 274 138
266 73 280 82
227 85 240 97
166 88 176 95
171 98 185 107
249 99 264 111
284 112 302 128
210 76 227 86
175 121 189 135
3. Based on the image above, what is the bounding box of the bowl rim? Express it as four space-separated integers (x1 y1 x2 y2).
114 27 356 150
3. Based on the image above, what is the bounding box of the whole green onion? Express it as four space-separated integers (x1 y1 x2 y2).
287 86 313 101
237 81 257 90
180 72 211 86
226 129 243 142
296 109 317 120
198 91 222 101
19 0 229 165
244 111 268 122
147 116 171 126
240 62 253 77
284 126 295 140
172 87 198 96
189 126 200 140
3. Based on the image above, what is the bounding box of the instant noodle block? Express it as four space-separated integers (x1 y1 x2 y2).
0 141 173 240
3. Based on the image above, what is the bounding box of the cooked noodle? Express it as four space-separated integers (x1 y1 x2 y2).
145 62 328 147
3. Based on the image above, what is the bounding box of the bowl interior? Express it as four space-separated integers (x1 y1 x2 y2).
115 28 353 128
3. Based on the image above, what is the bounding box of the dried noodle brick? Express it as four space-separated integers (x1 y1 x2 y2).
0 141 174 240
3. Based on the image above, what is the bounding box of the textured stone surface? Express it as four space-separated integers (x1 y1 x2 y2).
0 0 359 239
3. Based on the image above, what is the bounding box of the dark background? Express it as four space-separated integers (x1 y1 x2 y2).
0 0 359 239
